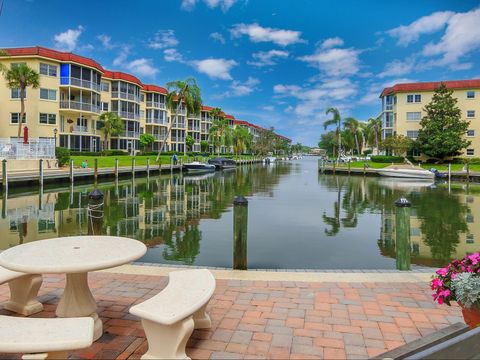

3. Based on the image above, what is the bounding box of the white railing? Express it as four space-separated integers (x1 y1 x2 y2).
146 117 167 125
0 138 55 159
172 122 186 128
120 131 140 138
60 77 101 92
188 113 200 119
60 100 100 114
72 125 88 133
146 101 166 109
188 126 200 131
171 137 185 142
111 92 142 103
174 108 187 115
153 134 168 141
115 111 140 120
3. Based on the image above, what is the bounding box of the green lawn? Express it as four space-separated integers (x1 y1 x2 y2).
330 161 480 172
70 155 259 168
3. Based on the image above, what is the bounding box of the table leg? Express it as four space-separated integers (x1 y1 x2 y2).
56 272 102 341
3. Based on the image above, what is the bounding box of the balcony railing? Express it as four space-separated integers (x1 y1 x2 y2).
60 77 101 92
173 108 187 115
172 122 186 128
146 101 166 109
188 126 201 131
153 134 168 141
146 118 167 125
60 101 101 114
119 131 140 138
111 91 142 103
171 137 185 142
115 111 140 120
72 125 88 133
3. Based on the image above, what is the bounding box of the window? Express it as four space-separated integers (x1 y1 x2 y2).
407 130 419 139
39 63 57 77
100 82 109 92
467 91 475 99
39 113 56 125
467 110 475 118
407 94 421 103
11 88 25 99
40 88 57 101
466 234 474 244
467 130 475 137
466 214 474 223
467 149 475 156
10 113 26 124
411 228 421 236
96 121 103 130
101 102 109 111
406 112 421 121
141 94 145 102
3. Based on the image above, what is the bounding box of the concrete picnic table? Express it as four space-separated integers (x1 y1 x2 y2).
0 236 147 341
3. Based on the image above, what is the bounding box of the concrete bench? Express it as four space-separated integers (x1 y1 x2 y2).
0 266 43 316
130 269 216 359
0 315 94 359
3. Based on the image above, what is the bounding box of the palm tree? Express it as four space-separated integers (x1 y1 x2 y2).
157 77 202 161
209 108 230 155
366 116 382 155
3 63 40 138
99 112 125 150
324 107 342 162
233 126 253 155
344 117 362 155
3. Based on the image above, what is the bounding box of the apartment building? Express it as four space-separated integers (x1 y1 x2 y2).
0 46 290 154
380 79 480 157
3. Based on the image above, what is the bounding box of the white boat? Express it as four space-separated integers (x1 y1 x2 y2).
263 156 276 164
376 165 435 179
377 178 434 190
183 161 216 173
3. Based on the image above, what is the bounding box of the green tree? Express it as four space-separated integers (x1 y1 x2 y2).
209 108 230 155
233 126 253 155
185 135 195 151
344 117 363 155
158 77 202 160
380 134 412 156
139 133 155 150
200 140 209 153
366 116 382 155
2 63 40 137
99 112 125 150
417 83 470 161
324 108 343 161
252 127 275 155
319 131 337 156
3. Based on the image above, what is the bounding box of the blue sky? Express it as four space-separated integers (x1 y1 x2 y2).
1 0 479 145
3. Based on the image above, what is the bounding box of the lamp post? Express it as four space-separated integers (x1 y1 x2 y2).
53 128 58 148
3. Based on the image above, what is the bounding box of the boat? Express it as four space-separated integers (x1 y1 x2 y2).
377 178 435 190
376 164 435 179
207 157 237 170
183 161 216 173
263 156 276 164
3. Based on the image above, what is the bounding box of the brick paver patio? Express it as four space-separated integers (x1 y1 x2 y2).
0 271 464 359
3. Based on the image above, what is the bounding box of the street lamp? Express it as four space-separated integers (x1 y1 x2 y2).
53 128 58 147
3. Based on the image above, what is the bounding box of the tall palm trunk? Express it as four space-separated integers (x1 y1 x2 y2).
336 124 342 164
156 97 183 162
18 87 26 138
375 130 379 155
354 133 360 155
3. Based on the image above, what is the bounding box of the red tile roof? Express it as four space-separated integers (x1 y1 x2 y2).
225 114 235 120
381 79 480 97
3 46 105 72
142 84 168 94
201 106 213 112
102 70 143 86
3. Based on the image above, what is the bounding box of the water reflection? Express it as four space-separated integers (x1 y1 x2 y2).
0 160 479 269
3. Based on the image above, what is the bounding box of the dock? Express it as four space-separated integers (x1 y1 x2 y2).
319 165 480 183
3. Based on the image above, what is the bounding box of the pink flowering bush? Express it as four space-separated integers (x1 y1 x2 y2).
431 252 480 306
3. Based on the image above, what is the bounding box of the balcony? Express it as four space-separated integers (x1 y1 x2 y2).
60 101 101 114
153 134 168 141
146 101 166 110
172 122 186 128
173 108 187 116
115 111 140 121
119 131 140 138
188 113 200 119
60 77 101 92
72 125 89 133
171 137 185 142
146 118 167 126
188 126 201 132
111 92 142 103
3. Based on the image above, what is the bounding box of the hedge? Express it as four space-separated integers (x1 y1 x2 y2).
55 147 71 166
70 150 129 156
370 155 405 163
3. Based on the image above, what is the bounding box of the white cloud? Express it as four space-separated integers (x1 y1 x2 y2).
262 105 274 111
97 34 115 49
230 23 305 46
164 48 185 63
299 45 362 78
181 0 238 12
191 58 237 80
209 32 226 44
54 26 84 51
421 8 480 67
113 46 158 78
248 49 289 67
358 78 416 105
148 30 179 49
225 77 260 96
320 37 344 49
377 58 415 78
387 11 454 46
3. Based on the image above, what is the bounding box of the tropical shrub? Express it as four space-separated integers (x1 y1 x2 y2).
370 155 404 163
431 253 480 306
55 147 71 166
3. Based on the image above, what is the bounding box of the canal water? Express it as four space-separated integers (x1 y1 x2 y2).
1 157 479 269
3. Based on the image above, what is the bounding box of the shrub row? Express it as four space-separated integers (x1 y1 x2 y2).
55 147 71 167
370 155 405 163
